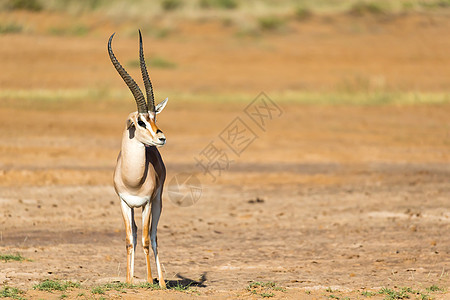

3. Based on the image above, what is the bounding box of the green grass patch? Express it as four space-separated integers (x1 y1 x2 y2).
127 57 177 69
378 287 410 299
0 88 113 102
126 59 140 68
323 288 350 300
161 0 183 11
0 89 449 112
294 6 313 21
0 253 26 262
418 0 450 9
0 23 23 34
361 290 377 297
33 279 80 292
377 286 437 300
89 281 161 295
0 88 120 111
247 281 286 298
91 286 105 294
103 281 160 291
426 285 444 292
154 28 172 39
150 57 177 69
349 1 389 16
136 282 162 289
0 286 25 299
273 91 450 106
261 292 275 298
1 0 449 28
47 25 90 36
199 0 238 10
4 0 42 11
257 16 285 31
301 286 446 300
102 282 132 291
169 281 193 292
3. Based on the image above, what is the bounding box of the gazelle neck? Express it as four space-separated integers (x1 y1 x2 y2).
120 128 148 188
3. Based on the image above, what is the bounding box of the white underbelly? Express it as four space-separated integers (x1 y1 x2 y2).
119 193 150 208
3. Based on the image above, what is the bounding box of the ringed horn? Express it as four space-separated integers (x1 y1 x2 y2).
107 30 156 113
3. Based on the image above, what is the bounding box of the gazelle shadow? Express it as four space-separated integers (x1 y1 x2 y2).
163 272 207 289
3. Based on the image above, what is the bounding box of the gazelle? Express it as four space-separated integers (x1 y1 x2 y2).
108 30 168 288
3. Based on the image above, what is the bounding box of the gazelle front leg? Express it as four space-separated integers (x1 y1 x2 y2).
142 202 154 284
120 199 137 284
150 192 166 288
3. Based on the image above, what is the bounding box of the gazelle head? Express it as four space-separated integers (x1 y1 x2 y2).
108 30 168 147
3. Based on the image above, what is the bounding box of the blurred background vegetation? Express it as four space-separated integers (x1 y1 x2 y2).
0 0 449 106
1 0 449 16
1 0 449 34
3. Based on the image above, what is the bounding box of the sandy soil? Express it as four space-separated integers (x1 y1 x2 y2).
0 11 449 299
1 102 449 298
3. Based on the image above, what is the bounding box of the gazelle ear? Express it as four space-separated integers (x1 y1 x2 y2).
155 97 168 114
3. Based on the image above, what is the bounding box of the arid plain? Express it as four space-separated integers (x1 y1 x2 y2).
0 4 449 299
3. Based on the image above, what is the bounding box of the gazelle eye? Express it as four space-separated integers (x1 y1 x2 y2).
138 120 146 128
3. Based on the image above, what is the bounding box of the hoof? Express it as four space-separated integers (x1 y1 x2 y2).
159 280 167 289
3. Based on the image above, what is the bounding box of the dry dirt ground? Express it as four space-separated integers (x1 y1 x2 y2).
0 11 449 299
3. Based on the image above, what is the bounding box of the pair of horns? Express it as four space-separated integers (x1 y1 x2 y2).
108 30 155 113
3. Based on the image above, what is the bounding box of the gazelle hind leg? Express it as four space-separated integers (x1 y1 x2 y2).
120 200 137 284
142 202 153 284
150 194 166 288
131 215 137 282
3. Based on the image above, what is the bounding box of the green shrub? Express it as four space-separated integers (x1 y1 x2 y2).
161 0 182 11
426 285 444 292
420 0 450 8
0 286 24 299
0 253 26 261
91 286 105 294
295 6 312 21
5 0 42 11
0 23 23 34
247 282 285 298
33 280 80 292
258 16 285 31
349 1 387 16
199 0 238 10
